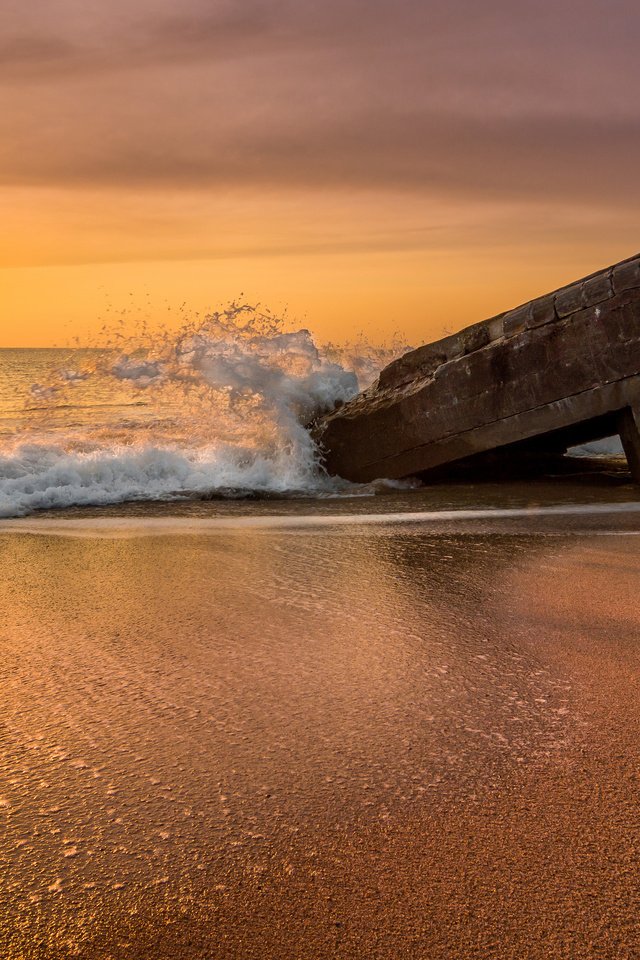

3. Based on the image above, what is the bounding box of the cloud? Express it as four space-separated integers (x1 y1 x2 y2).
2 1 640 208
2 81 639 209
0 34 77 69
3 0 639 83
0 0 379 78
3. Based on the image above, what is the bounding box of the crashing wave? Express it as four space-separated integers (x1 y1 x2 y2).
0 304 408 516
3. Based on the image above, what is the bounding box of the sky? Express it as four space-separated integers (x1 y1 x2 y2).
2 0 640 346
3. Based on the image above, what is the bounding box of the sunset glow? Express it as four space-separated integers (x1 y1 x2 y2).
2 0 639 346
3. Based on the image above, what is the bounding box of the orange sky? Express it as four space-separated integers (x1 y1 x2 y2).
2 0 639 347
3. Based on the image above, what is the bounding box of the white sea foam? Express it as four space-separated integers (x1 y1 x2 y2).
0 305 407 517
0 443 340 517
568 437 624 457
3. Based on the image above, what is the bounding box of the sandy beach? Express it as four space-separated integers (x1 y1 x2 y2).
1 519 638 959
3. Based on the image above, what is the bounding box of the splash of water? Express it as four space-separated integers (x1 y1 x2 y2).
0 304 409 516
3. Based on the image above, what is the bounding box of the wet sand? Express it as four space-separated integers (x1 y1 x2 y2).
0 520 639 958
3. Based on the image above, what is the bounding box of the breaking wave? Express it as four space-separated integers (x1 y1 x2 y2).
0 304 407 517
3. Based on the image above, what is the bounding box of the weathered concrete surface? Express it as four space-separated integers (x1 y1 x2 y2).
316 254 640 482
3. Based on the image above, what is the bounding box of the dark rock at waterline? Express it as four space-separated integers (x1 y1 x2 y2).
314 253 640 483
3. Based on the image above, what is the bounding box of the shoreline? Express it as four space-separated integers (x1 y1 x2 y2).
3 495 640 540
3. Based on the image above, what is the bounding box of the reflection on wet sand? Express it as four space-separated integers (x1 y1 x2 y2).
0 526 638 958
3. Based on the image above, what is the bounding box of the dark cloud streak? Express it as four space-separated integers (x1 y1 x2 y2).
2 106 639 206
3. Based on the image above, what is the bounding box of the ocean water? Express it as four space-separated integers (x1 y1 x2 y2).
0 308 406 518
0 307 630 520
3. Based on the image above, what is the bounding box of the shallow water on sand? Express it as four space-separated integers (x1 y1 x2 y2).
1 512 639 958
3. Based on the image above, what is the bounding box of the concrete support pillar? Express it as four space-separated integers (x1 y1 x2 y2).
618 406 640 484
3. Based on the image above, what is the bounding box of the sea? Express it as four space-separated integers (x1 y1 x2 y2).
0 306 633 524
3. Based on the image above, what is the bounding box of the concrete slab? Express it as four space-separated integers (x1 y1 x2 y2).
316 254 640 483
